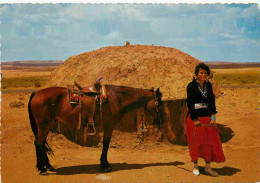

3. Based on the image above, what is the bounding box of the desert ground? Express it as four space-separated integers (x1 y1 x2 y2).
1 65 260 182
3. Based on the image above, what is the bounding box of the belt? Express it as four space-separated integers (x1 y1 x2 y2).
194 103 208 109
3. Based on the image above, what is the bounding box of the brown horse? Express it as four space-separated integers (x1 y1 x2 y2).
28 84 164 174
97 84 164 172
28 86 98 174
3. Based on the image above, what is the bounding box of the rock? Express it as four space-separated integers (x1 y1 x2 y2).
95 174 112 181
9 101 24 108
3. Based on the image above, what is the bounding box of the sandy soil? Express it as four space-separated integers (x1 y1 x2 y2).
1 87 260 182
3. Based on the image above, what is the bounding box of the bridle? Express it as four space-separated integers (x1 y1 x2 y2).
153 89 163 126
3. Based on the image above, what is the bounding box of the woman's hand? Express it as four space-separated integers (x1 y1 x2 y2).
210 115 216 127
193 120 201 127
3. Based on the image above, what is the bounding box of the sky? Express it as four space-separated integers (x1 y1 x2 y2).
1 3 260 62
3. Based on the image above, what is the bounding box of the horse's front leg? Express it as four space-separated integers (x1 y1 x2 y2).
100 112 122 172
100 128 113 172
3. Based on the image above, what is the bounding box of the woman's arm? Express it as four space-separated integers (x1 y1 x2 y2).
208 82 217 115
187 83 198 121
208 82 217 125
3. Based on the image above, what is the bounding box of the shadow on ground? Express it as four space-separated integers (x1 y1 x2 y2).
198 166 241 176
52 161 240 177
217 124 235 143
52 161 184 175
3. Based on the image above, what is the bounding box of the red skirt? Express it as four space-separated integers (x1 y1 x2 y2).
186 115 226 163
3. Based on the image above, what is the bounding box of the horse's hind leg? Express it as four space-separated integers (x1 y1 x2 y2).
34 140 53 174
35 120 54 174
34 140 44 173
42 139 55 171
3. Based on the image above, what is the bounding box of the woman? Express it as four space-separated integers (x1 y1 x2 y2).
186 63 225 176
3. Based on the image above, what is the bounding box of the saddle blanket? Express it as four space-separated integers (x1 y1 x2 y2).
68 91 80 104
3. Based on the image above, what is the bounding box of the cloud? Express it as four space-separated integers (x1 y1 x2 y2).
1 3 259 62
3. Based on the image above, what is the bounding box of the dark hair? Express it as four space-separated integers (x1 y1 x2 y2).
195 63 210 76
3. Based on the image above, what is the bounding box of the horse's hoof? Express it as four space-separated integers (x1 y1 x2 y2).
100 165 112 173
39 169 48 176
47 166 55 172
103 167 112 173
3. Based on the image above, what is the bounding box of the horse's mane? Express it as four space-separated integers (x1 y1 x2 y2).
104 84 156 115
105 84 154 92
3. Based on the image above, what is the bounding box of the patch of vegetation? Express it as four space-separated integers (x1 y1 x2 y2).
213 69 260 85
9 101 25 108
18 96 25 100
2 76 48 89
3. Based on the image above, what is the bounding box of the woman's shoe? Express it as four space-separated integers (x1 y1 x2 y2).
205 163 218 177
193 163 200 176
205 169 218 177
193 168 200 176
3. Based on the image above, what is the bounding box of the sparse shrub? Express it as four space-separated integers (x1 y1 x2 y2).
34 81 41 87
19 96 25 100
241 80 247 84
9 101 24 108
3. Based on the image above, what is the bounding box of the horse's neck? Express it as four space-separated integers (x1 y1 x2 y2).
105 85 153 115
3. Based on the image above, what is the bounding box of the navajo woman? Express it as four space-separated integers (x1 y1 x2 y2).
186 63 225 176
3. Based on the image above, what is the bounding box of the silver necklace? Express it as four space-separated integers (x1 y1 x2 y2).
196 80 207 98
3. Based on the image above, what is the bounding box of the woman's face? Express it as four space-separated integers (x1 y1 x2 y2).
197 68 208 82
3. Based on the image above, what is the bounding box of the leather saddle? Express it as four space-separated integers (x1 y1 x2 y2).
67 81 100 135
68 81 99 96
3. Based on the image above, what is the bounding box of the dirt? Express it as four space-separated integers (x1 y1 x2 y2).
1 87 260 182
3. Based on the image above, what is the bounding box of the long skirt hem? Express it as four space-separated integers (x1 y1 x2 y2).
186 115 226 163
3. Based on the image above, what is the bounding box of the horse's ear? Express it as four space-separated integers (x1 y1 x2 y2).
150 87 154 91
98 77 103 82
156 87 162 99
94 77 103 91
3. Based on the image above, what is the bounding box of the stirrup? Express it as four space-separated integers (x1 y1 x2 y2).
86 122 96 135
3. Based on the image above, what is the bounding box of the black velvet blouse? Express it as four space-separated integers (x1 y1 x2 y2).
186 79 217 121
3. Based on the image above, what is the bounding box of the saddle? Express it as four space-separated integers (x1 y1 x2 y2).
68 82 99 98
67 82 100 135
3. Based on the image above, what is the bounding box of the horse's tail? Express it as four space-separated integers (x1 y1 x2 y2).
44 140 55 158
28 92 38 139
28 91 55 158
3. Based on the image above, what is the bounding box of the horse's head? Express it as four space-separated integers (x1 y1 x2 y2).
94 77 103 92
146 87 164 126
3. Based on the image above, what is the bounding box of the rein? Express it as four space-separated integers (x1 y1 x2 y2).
153 89 163 126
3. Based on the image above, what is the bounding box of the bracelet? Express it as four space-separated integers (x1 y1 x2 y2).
211 116 216 121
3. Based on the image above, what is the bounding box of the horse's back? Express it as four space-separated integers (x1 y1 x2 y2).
31 87 68 109
36 86 66 94
35 87 67 98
